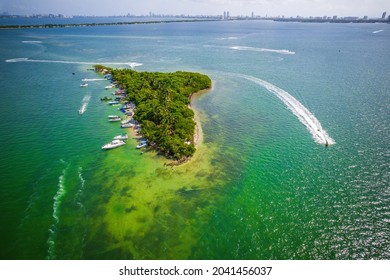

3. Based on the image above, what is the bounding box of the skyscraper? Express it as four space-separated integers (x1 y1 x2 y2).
382 12 386 19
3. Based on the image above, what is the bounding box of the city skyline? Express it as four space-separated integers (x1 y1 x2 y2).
1 0 389 18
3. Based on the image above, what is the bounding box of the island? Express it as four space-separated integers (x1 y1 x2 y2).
94 65 212 162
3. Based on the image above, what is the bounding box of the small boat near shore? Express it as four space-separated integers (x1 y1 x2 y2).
102 139 126 150
114 134 128 140
136 140 148 149
108 101 119 105
121 123 134 128
109 117 121 122
121 118 132 125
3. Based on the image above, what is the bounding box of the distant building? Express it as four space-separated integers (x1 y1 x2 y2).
333 16 338 20
344 16 359 21
363 16 368 20
382 12 386 19
227 11 230 19
251 12 254 18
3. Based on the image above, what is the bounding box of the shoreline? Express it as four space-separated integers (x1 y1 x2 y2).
190 87 210 148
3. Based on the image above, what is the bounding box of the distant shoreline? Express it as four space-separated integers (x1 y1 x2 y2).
1 17 388 30
0 19 217 30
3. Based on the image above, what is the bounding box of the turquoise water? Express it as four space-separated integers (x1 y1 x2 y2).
0 20 389 259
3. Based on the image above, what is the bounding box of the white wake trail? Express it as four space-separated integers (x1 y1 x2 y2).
79 95 91 115
47 165 67 260
238 74 335 146
5 58 142 68
231 46 295 55
81 78 106 82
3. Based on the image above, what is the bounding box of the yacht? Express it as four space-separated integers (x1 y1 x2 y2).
101 139 126 150
80 83 88 87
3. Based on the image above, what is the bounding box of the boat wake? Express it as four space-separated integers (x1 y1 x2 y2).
47 165 67 260
218 36 239 40
238 74 335 146
75 167 86 208
22 40 43 44
79 95 91 115
372 29 384 34
230 46 295 55
5 58 142 68
81 78 106 82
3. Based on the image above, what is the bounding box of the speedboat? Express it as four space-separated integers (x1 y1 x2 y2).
105 84 115 89
80 83 88 87
108 101 119 105
121 118 132 125
121 123 134 128
114 134 128 140
108 117 121 122
101 139 126 150
136 140 148 149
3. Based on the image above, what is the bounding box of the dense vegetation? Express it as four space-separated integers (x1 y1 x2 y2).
95 65 211 160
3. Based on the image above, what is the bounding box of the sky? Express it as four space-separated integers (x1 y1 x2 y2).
0 0 388 18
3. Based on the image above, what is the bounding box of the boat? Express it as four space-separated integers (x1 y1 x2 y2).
121 123 134 128
105 84 115 89
101 139 126 150
108 115 120 119
108 101 119 105
121 118 132 125
136 140 148 149
114 134 128 140
108 117 121 122
80 83 88 87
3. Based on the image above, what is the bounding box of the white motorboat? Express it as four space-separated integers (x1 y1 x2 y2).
136 140 148 149
121 118 132 125
101 139 126 150
121 123 134 128
114 134 128 140
80 83 88 87
109 117 121 122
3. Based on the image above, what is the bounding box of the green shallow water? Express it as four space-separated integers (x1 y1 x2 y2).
0 20 389 259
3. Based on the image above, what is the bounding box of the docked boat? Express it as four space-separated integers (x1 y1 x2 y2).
105 84 115 89
101 139 126 150
136 140 148 149
121 118 132 125
109 117 121 122
80 83 88 87
121 123 134 128
114 134 128 140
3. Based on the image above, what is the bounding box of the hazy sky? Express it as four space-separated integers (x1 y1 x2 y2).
1 0 388 18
